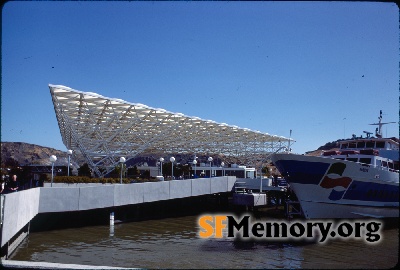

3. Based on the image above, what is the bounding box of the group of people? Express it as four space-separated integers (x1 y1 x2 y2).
0 175 19 194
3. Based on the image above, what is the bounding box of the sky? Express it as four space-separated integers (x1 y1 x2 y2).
1 1 399 156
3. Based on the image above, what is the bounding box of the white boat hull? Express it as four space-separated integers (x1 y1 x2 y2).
272 153 399 219
297 200 399 219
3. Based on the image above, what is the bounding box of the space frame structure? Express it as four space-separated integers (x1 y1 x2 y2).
49 84 293 177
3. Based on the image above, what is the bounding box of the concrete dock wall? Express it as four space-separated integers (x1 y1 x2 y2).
1 188 40 247
38 176 236 212
1 176 236 253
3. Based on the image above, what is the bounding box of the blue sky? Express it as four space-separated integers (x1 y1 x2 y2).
1 1 398 155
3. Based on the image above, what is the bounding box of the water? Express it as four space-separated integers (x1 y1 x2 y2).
11 215 398 269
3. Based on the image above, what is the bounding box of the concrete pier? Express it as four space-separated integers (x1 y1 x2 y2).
0 176 236 259
1 259 132 269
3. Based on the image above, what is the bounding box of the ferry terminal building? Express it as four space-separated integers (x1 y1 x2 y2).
49 85 292 178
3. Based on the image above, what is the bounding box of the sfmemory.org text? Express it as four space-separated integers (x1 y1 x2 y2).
198 215 382 243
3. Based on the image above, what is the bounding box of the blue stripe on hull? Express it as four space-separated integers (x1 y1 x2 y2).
344 181 399 203
274 160 329 185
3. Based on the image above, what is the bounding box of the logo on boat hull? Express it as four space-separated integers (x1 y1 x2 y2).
319 162 352 201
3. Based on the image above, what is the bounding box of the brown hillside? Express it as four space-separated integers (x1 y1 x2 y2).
1 142 81 167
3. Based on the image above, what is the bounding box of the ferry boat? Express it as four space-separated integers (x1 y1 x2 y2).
272 111 399 219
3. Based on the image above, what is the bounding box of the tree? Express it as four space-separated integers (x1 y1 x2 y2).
78 163 92 177
114 163 127 178
176 164 191 178
128 165 139 177
162 162 171 177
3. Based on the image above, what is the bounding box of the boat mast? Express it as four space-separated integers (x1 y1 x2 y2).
369 110 396 138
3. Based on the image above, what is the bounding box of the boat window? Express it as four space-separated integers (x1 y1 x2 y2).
359 158 371 165
382 161 388 168
356 142 365 148
347 158 358 162
349 143 357 148
366 141 375 148
341 143 348 149
388 162 394 169
376 141 385 148
376 160 382 167
394 162 399 171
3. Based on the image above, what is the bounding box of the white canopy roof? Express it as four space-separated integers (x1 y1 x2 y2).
49 84 293 177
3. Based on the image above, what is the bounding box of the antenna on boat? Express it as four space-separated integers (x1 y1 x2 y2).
288 129 292 153
369 110 396 138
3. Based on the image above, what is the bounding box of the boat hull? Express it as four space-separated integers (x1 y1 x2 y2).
296 200 398 219
272 153 399 219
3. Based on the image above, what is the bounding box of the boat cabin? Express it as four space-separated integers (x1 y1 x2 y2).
321 137 399 172
339 137 399 151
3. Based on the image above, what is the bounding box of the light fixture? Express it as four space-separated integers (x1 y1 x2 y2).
50 155 57 187
119 157 126 184
170 157 175 179
193 159 197 178
160 157 164 176
208 157 213 178
67 149 73 176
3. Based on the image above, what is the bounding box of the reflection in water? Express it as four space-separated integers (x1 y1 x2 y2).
11 215 398 269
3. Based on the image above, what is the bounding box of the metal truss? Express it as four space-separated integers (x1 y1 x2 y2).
49 84 293 177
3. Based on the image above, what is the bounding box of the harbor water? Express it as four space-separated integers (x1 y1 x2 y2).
10 215 399 269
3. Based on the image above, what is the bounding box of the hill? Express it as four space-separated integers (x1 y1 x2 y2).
1 140 342 169
304 140 340 156
1 142 81 167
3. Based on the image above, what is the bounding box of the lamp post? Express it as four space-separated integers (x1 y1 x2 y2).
119 157 126 184
67 149 73 176
159 157 164 176
259 165 263 192
50 155 57 187
208 157 213 178
170 157 175 179
193 159 197 178
221 162 225 176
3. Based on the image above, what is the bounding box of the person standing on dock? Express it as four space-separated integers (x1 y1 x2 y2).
7 175 19 192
